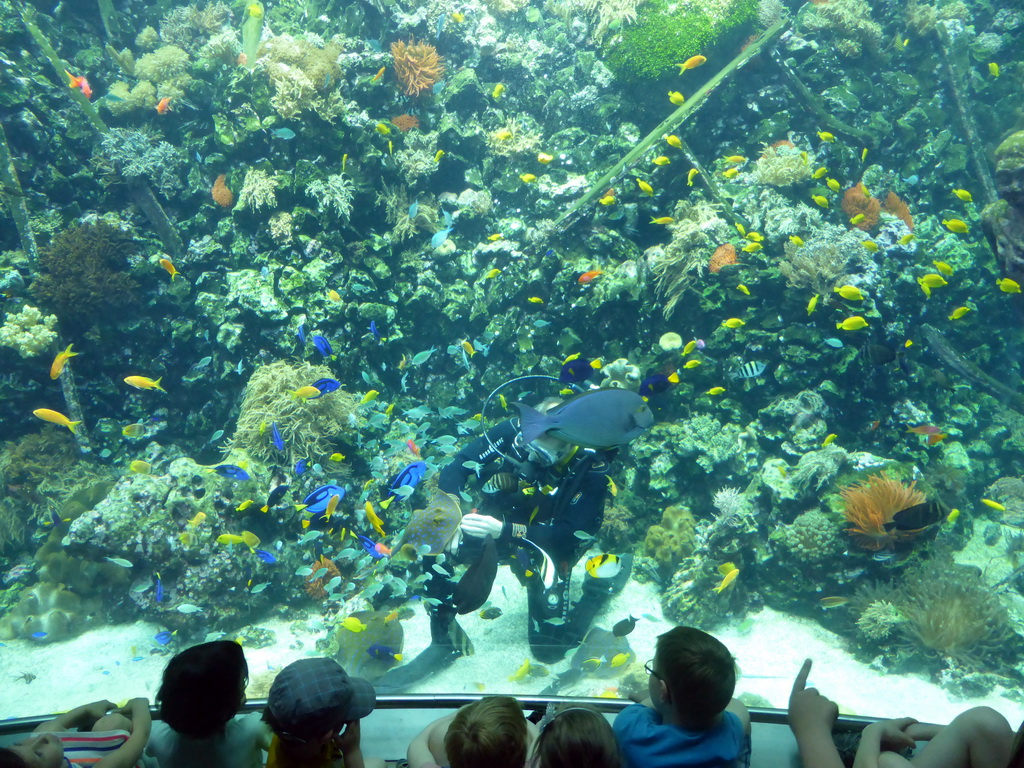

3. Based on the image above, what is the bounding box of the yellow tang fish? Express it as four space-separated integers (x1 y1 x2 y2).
485 268 501 278
520 173 537 183
129 460 151 474
610 653 630 668
607 476 618 496
636 178 654 195
741 242 761 252
822 434 837 446
599 194 615 205
826 178 840 193
124 375 165 392
790 235 805 247
487 233 503 241
817 131 835 142
706 387 726 396
241 531 260 549
862 240 879 252
32 408 81 433
462 340 476 357
329 452 345 462
737 284 751 296
942 218 969 233
933 261 954 276
836 316 869 331
527 297 544 304
807 294 819 315
652 156 670 166
834 285 864 301
677 55 706 71
722 318 745 328
687 168 699 186
713 565 739 593
683 359 701 369
919 273 948 288
952 189 972 203
291 385 321 401
898 233 915 245
946 508 960 524
341 616 367 633
811 195 829 209
236 500 254 511
849 214 865 225
508 659 531 682
49 343 78 380
812 166 828 179
948 306 971 320
359 390 379 404
682 340 697 355
666 135 682 149
861 148 868 161
494 129 513 141
997 277 1022 293
375 122 391 135
722 167 739 179
327 289 341 302
745 231 764 242
668 91 685 106
435 150 445 162
537 152 553 164
724 155 746 164
989 62 1000 78
492 83 505 99
981 498 1005 511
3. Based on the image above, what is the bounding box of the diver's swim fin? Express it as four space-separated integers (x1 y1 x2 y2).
373 642 462 693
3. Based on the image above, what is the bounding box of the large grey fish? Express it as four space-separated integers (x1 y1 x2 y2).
514 388 653 448
453 534 497 615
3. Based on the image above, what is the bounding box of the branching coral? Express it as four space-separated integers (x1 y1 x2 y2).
649 201 733 317
799 0 882 58
751 143 812 186
391 37 444 97
236 168 278 212
840 472 924 551
31 223 140 331
231 360 360 465
778 225 858 296
0 305 57 357
395 132 440 181
306 173 355 220
260 34 344 120
99 129 184 196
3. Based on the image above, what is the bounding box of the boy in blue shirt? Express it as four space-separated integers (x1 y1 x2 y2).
614 626 751 768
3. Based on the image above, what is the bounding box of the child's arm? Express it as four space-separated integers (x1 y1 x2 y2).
407 714 455 768
95 698 152 768
787 659 845 768
852 718 918 768
34 700 115 733
336 720 366 768
726 698 751 734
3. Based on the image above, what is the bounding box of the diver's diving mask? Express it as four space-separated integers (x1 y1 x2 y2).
526 434 571 467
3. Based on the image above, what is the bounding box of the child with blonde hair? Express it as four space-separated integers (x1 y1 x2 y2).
408 696 539 768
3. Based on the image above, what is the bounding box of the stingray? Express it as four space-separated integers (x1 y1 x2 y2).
333 609 404 681
394 487 463 560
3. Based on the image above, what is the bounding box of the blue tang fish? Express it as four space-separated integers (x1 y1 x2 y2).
357 535 388 560
312 335 333 358
369 321 381 342
309 378 341 398
155 574 164 603
295 458 308 475
271 422 285 451
154 630 174 646
254 549 277 564
388 461 427 497
303 484 346 515
214 465 251 481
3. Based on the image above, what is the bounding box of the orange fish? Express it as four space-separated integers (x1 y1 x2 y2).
64 70 92 99
677 55 707 71
578 270 604 284
371 66 386 82
33 408 81 433
156 97 172 114
928 433 949 445
159 258 179 280
49 343 78 380
868 420 880 432
407 439 420 458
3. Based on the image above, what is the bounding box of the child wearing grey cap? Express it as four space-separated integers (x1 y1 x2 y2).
262 658 384 768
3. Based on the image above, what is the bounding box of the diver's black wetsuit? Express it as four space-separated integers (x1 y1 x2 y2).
430 418 615 662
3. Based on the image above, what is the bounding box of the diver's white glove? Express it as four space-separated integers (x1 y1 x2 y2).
446 528 462 555
461 513 503 539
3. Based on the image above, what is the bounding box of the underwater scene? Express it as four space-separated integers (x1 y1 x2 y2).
1 0 1024 725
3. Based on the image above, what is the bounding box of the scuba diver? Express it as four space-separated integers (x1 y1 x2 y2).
377 381 653 691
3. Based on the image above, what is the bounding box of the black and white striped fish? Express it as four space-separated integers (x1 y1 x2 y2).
732 361 767 379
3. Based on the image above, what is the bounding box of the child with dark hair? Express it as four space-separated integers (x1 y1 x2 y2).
407 696 539 768
530 705 622 768
0 697 150 768
146 640 271 768
262 657 384 768
614 626 751 768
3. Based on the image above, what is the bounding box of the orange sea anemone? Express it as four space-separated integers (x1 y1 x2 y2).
840 472 925 551
391 113 420 132
841 183 880 231
212 174 234 208
881 191 913 231
304 555 340 600
391 37 444 97
709 243 738 273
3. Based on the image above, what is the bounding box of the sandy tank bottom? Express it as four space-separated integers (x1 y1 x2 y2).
2 568 1022 727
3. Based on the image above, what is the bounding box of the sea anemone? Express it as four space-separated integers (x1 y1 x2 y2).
839 472 923 551
305 555 340 600
709 243 737 273
211 174 234 207
391 37 444 96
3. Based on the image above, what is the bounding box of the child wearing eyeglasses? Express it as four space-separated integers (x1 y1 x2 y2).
614 626 751 768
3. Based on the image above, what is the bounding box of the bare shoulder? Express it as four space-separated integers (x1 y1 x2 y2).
725 699 751 733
